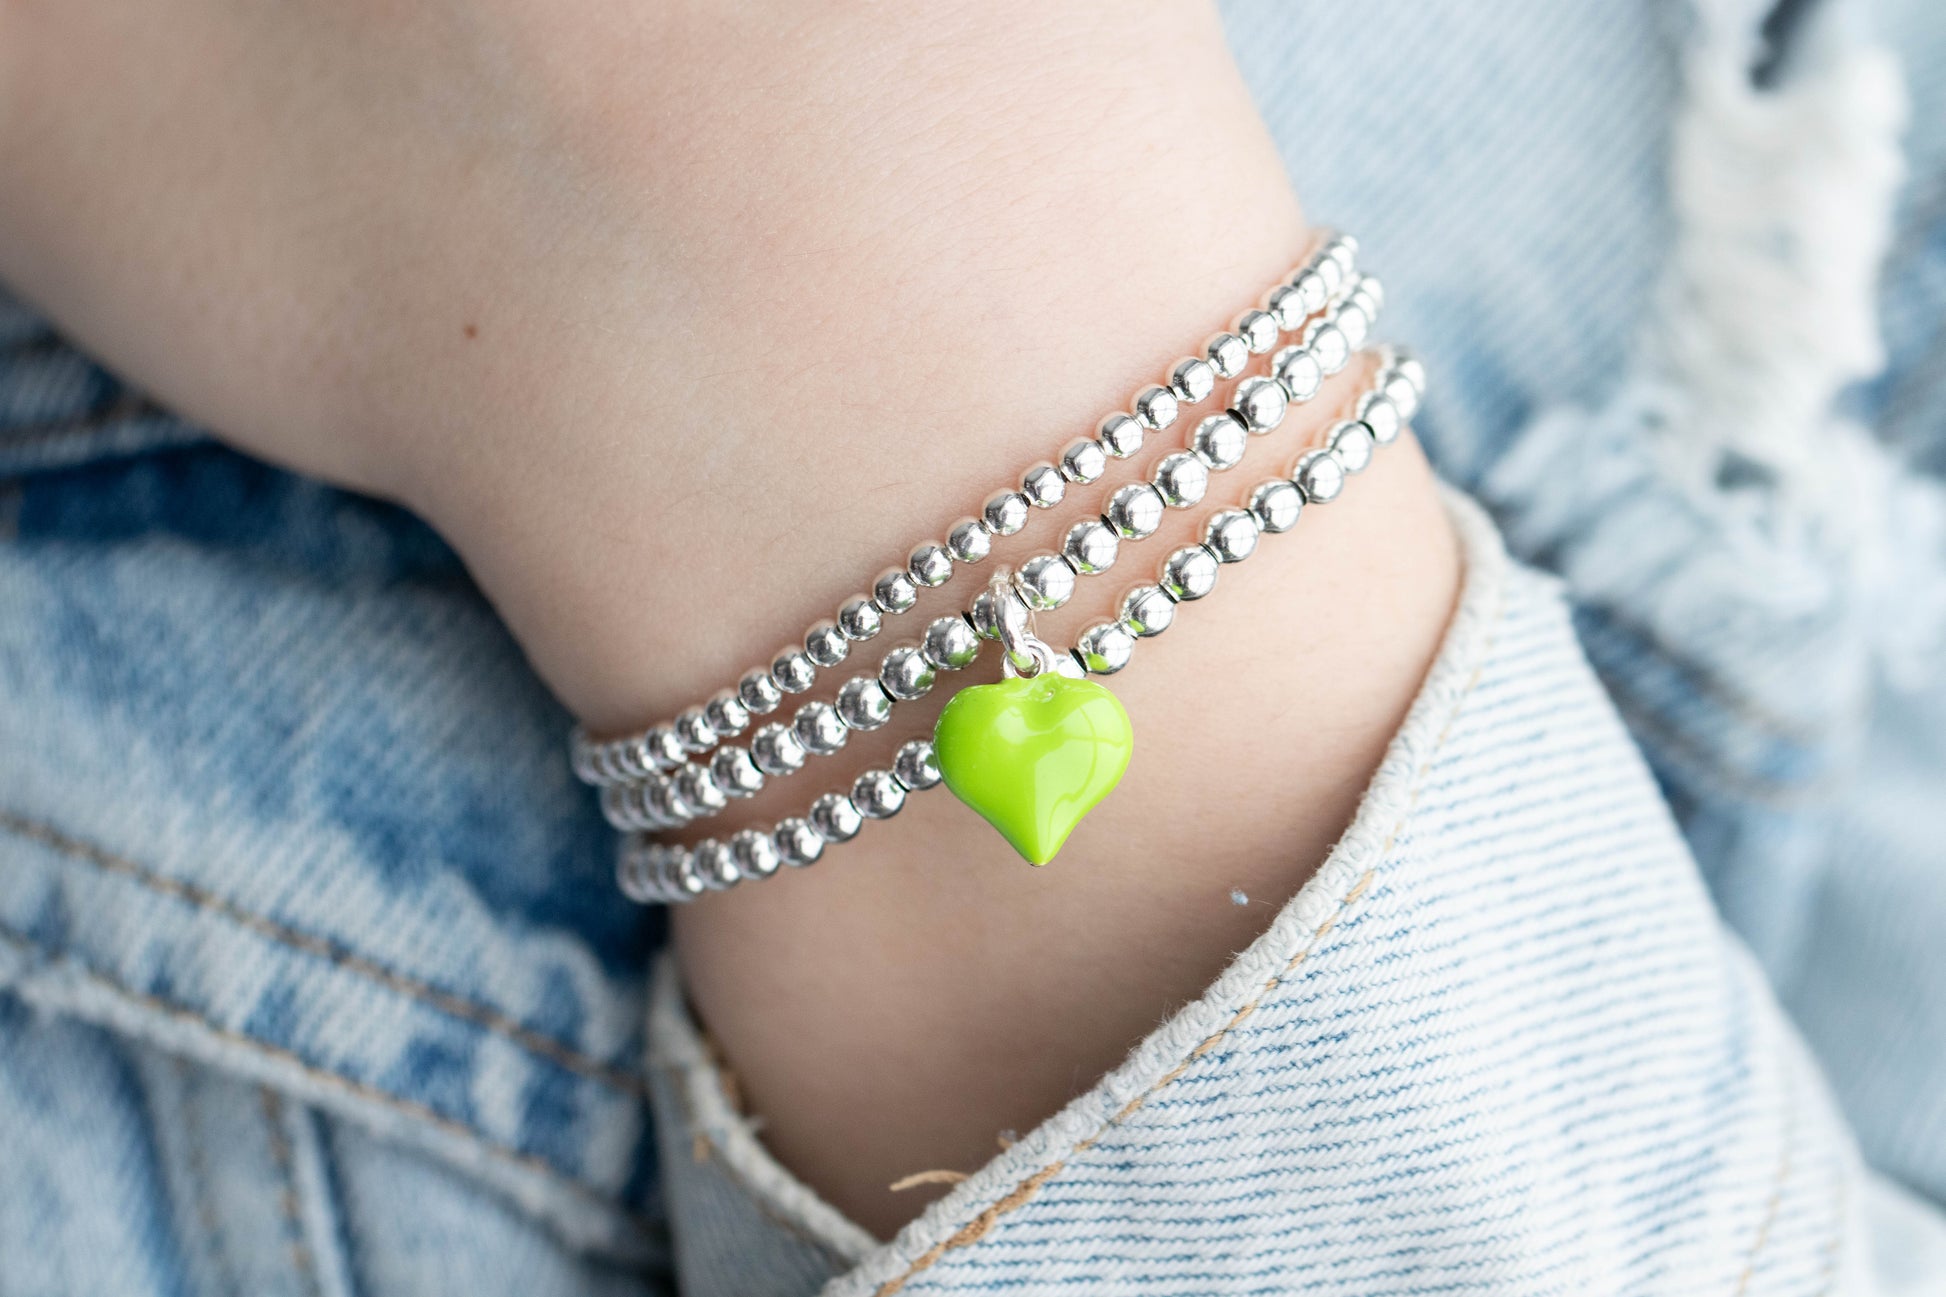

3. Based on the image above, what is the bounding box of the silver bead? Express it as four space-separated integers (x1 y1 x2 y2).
1264 282 1311 332
601 784 646 831
893 738 942 791
968 588 1003 640
1352 272 1384 314
1302 318 1350 375
836 675 894 731
1315 249 1346 298
1152 452 1210 509
1133 384 1180 431
1051 654 1087 680
879 643 937 700
1330 419 1376 474
1021 462 1067 509
873 567 921 615
1103 482 1165 540
982 489 1031 537
710 745 765 798
947 517 992 565
1289 266 1330 317
665 848 709 900
774 817 825 867
1358 392 1403 446
792 700 849 755
675 708 716 753
738 668 784 716
1391 351 1427 396
1249 479 1304 534
808 792 863 844
1119 584 1177 637
1294 448 1346 503
837 595 884 642
1097 412 1144 459
1168 356 1216 405
1272 346 1323 402
645 777 688 828
693 839 740 891
1335 298 1371 352
1326 233 1359 277
804 619 851 668
674 764 729 818
1203 508 1261 564
1161 545 1220 602
1191 412 1248 471
1015 553 1077 611
1074 622 1136 676
1061 519 1120 575
908 542 954 588
771 645 817 693
851 768 907 820
1233 308 1279 354
1060 437 1108 485
647 727 688 771
1205 332 1249 379
921 614 981 670
616 841 660 903
750 721 808 776
1230 375 1289 434
1384 372 1421 421
730 828 781 881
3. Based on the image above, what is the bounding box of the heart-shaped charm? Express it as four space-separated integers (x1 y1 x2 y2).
932 674 1133 865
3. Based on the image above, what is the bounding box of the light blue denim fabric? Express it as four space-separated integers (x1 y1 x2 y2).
3 0 1946 1292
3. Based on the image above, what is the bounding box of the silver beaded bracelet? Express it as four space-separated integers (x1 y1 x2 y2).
616 351 1425 903
570 234 1366 794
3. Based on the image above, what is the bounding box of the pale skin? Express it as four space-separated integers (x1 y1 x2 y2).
0 0 1459 1239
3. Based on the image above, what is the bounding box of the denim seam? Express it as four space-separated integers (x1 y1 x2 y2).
1732 1065 1798 1295
868 552 1507 1297
260 1087 325 1297
0 808 647 1098
0 923 656 1230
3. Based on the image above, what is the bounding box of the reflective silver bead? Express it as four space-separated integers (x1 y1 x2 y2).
1152 451 1211 509
968 588 1003 640
893 738 942 791
1161 545 1220 602
730 828 781 881
1191 412 1248 471
1103 482 1166 540
908 542 954 588
1021 462 1067 509
1302 318 1350 375
873 567 921 615
1315 249 1346 298
1051 654 1087 680
1326 232 1359 275
1358 393 1403 446
1015 553 1078 611
1059 437 1108 485
675 708 716 753
921 614 981 670
1335 298 1371 352
836 675 894 731
616 841 661 903
1205 332 1250 379
1203 508 1261 564
837 595 884 642
645 726 687 772
1352 272 1384 314
1330 419 1377 474
1384 371 1421 421
792 700 849 755
1233 308 1280 354
1119 584 1176 637
645 776 688 828
693 839 740 891
1289 266 1330 317
1392 351 1428 396
947 517 992 565
804 619 850 668
1169 356 1217 405
982 489 1031 537
808 792 863 844
1230 376 1289 434
1264 282 1311 332
1074 622 1136 676
737 668 784 717
750 721 807 776
710 745 765 798
1133 384 1180 431
879 643 937 700
601 784 647 832
851 768 907 820
1061 519 1120 575
1294 448 1346 503
1098 412 1145 459
674 764 729 817
774 817 825 867
1272 346 1323 402
665 848 710 900
771 646 817 694
1249 479 1304 534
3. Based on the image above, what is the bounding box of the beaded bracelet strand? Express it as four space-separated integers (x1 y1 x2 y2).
617 351 1422 903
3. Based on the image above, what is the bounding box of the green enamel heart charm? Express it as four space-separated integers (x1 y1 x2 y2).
932 673 1133 865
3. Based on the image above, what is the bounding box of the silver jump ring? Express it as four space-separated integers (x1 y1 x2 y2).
991 572 1061 679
